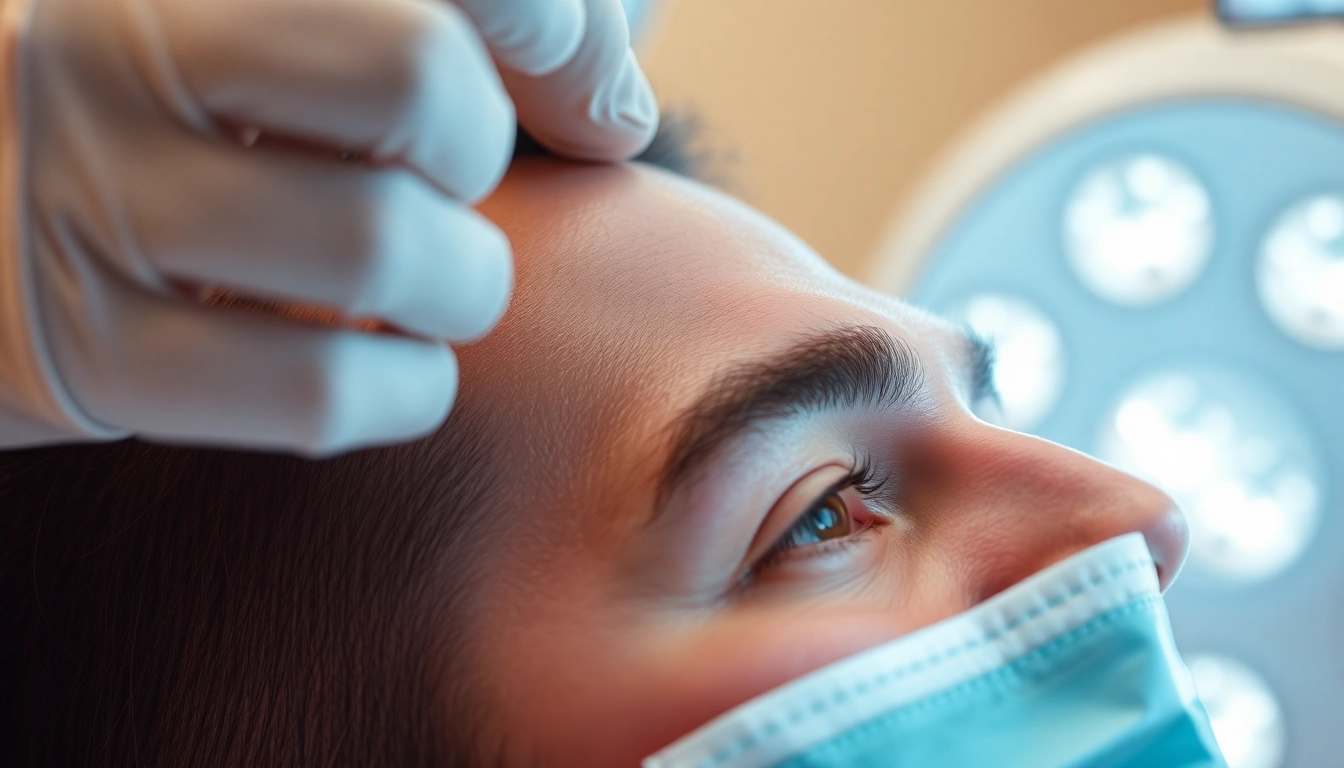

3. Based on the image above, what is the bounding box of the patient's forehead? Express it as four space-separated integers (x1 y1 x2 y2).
474 160 925 362
479 159 841 328
465 159 930 519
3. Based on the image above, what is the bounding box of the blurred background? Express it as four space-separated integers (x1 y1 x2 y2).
638 0 1205 279
632 3 1344 768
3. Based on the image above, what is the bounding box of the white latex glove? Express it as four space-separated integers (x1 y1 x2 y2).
0 0 657 455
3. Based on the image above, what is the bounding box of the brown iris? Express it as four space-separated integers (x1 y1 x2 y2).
759 489 860 568
805 493 852 543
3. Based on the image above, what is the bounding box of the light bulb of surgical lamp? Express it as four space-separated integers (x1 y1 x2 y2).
1257 193 1344 349
945 294 1065 431
1098 369 1320 581
1064 153 1214 305
1187 653 1286 768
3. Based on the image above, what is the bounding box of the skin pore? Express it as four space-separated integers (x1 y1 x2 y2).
457 159 1189 767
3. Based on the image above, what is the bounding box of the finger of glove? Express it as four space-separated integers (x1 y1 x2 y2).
167 0 512 202
129 142 512 342
51 278 458 456
502 0 658 162
453 0 586 76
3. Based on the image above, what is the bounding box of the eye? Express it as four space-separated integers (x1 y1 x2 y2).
743 458 894 582
754 484 877 573
772 492 853 552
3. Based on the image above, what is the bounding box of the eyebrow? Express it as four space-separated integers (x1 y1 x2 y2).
966 328 1000 409
656 324 926 506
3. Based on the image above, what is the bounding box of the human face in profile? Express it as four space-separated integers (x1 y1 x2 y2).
458 159 1188 766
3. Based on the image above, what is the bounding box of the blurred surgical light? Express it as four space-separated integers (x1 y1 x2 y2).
1187 653 1286 768
1064 154 1214 306
1099 369 1320 582
1220 0 1344 24
1257 193 1344 349
945 294 1065 430
882 17 1344 767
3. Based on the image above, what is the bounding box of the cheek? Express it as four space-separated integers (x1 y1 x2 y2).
511 606 926 768
492 529 993 768
643 612 909 732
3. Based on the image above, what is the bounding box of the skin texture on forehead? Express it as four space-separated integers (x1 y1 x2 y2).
467 160 926 495
458 159 1184 767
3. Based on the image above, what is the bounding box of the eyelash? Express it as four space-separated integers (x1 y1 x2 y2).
752 456 892 573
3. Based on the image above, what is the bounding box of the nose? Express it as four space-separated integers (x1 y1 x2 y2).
909 420 1190 602
1141 504 1189 593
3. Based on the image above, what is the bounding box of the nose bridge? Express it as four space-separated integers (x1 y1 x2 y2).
918 420 1185 601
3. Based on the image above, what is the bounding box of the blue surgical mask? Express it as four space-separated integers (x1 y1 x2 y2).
643 533 1225 768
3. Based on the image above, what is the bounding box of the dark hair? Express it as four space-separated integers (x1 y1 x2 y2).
0 422 501 767
0 118 698 767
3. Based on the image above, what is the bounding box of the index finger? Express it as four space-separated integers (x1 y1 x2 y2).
499 0 659 162
454 0 587 76
166 0 513 202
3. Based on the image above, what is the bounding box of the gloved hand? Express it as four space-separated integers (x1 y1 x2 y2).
0 0 657 455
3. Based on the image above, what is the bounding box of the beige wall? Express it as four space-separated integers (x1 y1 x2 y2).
640 0 1207 281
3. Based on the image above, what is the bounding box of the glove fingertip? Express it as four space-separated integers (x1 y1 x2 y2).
308 338 458 456
603 48 660 158
520 49 659 162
